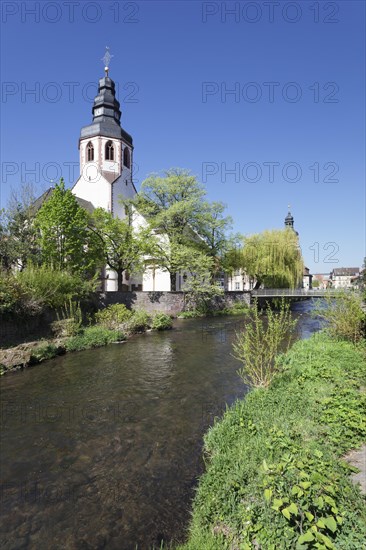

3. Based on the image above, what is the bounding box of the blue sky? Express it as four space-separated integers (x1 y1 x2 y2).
1 0 365 272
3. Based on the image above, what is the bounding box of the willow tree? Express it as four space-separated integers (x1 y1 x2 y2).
240 229 303 289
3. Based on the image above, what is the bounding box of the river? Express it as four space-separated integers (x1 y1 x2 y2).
0 301 321 549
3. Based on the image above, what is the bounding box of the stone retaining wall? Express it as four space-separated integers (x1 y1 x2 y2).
0 291 251 348
100 291 251 316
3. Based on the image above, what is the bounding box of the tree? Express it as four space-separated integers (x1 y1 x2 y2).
89 205 148 291
195 201 233 280
35 179 100 274
238 229 304 289
0 183 40 270
135 169 232 289
174 244 224 313
136 168 206 242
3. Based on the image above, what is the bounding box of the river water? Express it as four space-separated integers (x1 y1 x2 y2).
0 301 321 550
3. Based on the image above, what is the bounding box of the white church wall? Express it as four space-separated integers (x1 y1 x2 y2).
72 172 112 211
143 266 171 291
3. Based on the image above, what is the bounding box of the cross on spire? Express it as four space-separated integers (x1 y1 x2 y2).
101 47 113 76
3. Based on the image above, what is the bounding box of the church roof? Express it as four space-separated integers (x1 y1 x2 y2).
80 76 133 145
32 188 95 214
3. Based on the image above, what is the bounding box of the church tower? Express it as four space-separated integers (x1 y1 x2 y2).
284 207 294 229
72 54 136 218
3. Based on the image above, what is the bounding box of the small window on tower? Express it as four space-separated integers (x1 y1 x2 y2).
123 147 130 168
105 140 114 161
87 142 94 162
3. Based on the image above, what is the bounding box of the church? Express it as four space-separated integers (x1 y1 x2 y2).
35 59 306 293
70 64 174 292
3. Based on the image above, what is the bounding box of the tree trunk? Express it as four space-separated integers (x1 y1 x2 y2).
170 271 176 291
117 269 123 292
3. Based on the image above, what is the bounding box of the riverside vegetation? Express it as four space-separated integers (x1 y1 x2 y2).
0 303 172 374
1 172 306 321
180 293 366 549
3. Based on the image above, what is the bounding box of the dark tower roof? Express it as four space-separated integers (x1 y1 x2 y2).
284 208 299 236
285 210 294 228
79 75 133 146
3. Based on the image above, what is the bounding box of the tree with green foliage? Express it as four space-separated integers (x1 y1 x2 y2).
35 179 100 275
238 229 304 289
89 205 149 291
195 201 233 280
135 169 232 289
0 183 40 270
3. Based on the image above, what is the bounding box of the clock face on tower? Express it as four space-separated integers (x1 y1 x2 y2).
94 108 102 116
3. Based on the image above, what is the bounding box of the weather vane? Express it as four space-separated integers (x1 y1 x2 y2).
102 47 113 76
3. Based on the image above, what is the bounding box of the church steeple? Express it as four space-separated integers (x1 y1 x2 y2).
284 206 299 237
79 48 132 145
285 206 294 229
79 74 132 145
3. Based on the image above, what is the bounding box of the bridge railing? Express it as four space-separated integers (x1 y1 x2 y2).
251 288 337 297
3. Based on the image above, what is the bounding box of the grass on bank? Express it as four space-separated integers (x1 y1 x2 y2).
179 334 366 550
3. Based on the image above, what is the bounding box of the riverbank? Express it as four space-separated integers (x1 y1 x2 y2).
179 333 366 549
0 301 252 375
0 307 173 375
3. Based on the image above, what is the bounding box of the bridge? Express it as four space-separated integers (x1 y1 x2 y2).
251 288 338 298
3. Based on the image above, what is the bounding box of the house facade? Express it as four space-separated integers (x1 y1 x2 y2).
330 268 360 289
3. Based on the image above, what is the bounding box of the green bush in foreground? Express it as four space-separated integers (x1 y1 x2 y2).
180 334 366 550
94 303 133 330
151 312 173 330
124 309 151 334
313 291 365 344
233 300 298 388
66 326 124 352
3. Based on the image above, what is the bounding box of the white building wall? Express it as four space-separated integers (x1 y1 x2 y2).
112 142 136 218
333 275 353 289
143 266 171 291
74 130 179 292
226 270 254 291
72 172 112 211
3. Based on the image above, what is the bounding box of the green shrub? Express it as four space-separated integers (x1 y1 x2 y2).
95 303 133 329
16 265 97 310
0 272 25 314
151 312 173 330
52 300 83 337
30 342 59 363
228 301 250 315
179 309 205 319
313 291 365 343
125 309 151 334
180 335 366 550
233 300 298 388
65 326 125 352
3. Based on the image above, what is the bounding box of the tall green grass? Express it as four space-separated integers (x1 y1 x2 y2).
179 334 366 549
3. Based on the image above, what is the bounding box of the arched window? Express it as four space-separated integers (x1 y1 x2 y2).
123 147 130 168
105 140 114 161
86 142 94 162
